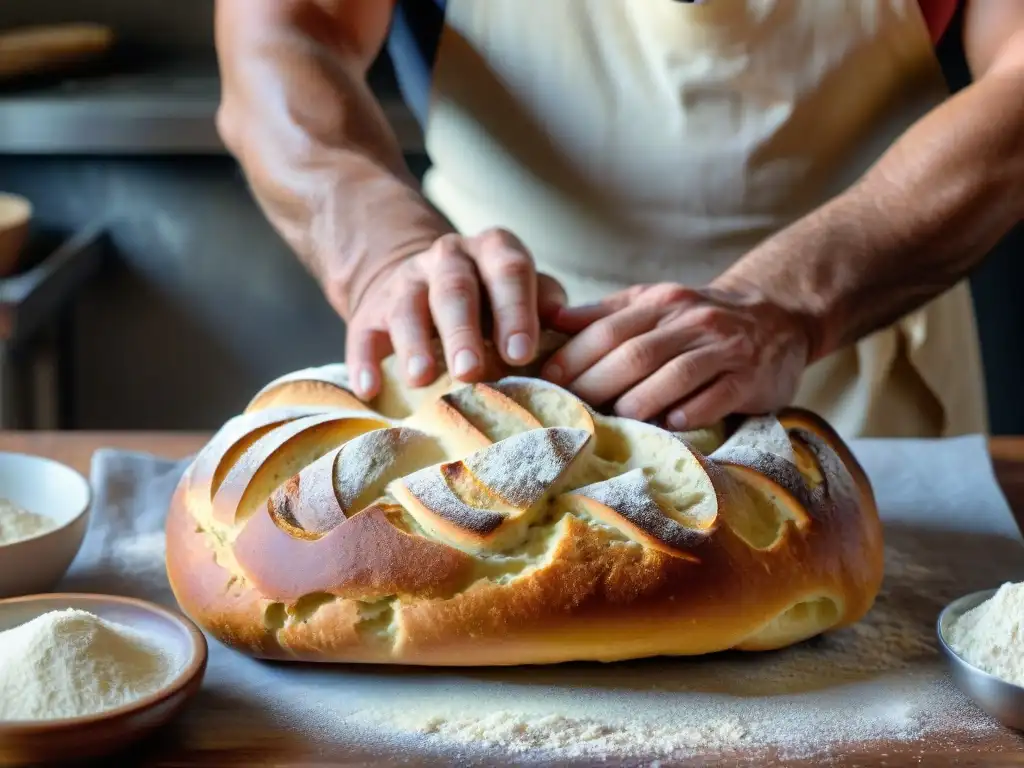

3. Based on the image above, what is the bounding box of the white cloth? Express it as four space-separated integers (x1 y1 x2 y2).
50 441 1024 761
422 0 988 439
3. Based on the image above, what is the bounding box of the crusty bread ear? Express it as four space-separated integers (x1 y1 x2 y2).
167 346 882 666
561 418 722 559
393 426 592 554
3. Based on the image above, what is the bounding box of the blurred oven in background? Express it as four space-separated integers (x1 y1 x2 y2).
0 0 1021 434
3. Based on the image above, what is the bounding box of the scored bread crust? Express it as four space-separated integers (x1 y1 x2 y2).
166 340 883 666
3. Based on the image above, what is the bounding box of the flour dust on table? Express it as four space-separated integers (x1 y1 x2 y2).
339 536 994 762
63 439 1024 765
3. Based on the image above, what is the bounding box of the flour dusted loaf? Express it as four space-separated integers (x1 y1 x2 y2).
166 339 883 666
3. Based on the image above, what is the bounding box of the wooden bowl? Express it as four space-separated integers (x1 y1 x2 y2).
0 594 208 766
0 193 31 278
0 452 91 599
0 23 115 81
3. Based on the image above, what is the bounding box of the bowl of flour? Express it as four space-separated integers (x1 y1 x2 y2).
939 583 1024 731
0 451 91 599
0 593 207 766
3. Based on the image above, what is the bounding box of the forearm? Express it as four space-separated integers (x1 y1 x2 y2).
713 45 1024 363
215 0 452 318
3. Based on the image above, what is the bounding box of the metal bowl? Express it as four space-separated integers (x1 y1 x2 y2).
937 587 1024 731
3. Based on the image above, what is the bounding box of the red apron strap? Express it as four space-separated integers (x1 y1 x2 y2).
918 0 961 44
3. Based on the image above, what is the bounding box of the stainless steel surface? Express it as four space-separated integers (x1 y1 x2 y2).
0 76 222 154
937 588 1024 731
0 70 423 155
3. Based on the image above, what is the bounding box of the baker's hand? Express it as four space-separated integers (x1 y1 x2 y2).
541 283 813 430
345 228 566 400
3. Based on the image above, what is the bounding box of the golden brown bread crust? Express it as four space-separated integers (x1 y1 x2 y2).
166 346 883 666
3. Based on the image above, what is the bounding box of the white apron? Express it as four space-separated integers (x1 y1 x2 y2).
420 0 988 439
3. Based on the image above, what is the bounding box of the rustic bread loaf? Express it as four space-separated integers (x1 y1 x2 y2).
165 340 883 666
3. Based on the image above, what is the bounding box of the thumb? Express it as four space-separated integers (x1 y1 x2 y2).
345 321 393 401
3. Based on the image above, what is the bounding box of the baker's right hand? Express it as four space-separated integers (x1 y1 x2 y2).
345 228 567 400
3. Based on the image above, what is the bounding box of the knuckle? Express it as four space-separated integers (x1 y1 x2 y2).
436 233 463 250
434 274 478 303
385 297 418 327
375 269 408 295
688 305 725 330
442 324 481 349
652 283 691 303
592 321 625 351
345 318 373 340
623 284 654 303
385 275 422 307
479 227 520 251
717 375 746 402
726 333 756 363
667 354 700 384
618 339 658 372
494 298 532 323
429 234 464 262
657 304 688 327
490 254 535 283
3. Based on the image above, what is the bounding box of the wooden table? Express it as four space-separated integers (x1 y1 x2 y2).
5 431 1024 767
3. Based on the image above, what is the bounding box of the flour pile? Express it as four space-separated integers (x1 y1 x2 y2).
0 609 176 721
947 581 1024 687
0 498 55 545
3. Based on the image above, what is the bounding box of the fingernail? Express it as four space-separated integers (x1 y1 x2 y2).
506 333 533 363
545 364 564 384
452 349 479 378
407 354 431 381
668 411 688 430
357 369 375 397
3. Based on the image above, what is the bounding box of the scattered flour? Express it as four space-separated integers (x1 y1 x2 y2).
0 609 176 721
356 706 756 762
386 709 752 758
0 497 56 545
328 542 994 764
947 581 1024 686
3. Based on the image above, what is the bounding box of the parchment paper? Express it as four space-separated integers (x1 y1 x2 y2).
57 436 1024 765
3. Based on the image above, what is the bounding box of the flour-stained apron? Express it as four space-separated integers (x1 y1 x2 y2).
418 0 988 439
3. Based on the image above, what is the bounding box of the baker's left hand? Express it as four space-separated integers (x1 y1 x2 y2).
541 283 813 430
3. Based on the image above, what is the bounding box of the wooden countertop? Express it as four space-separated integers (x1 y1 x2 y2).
4 430 1024 767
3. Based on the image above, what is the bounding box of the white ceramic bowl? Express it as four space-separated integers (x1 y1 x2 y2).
0 452 91 599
